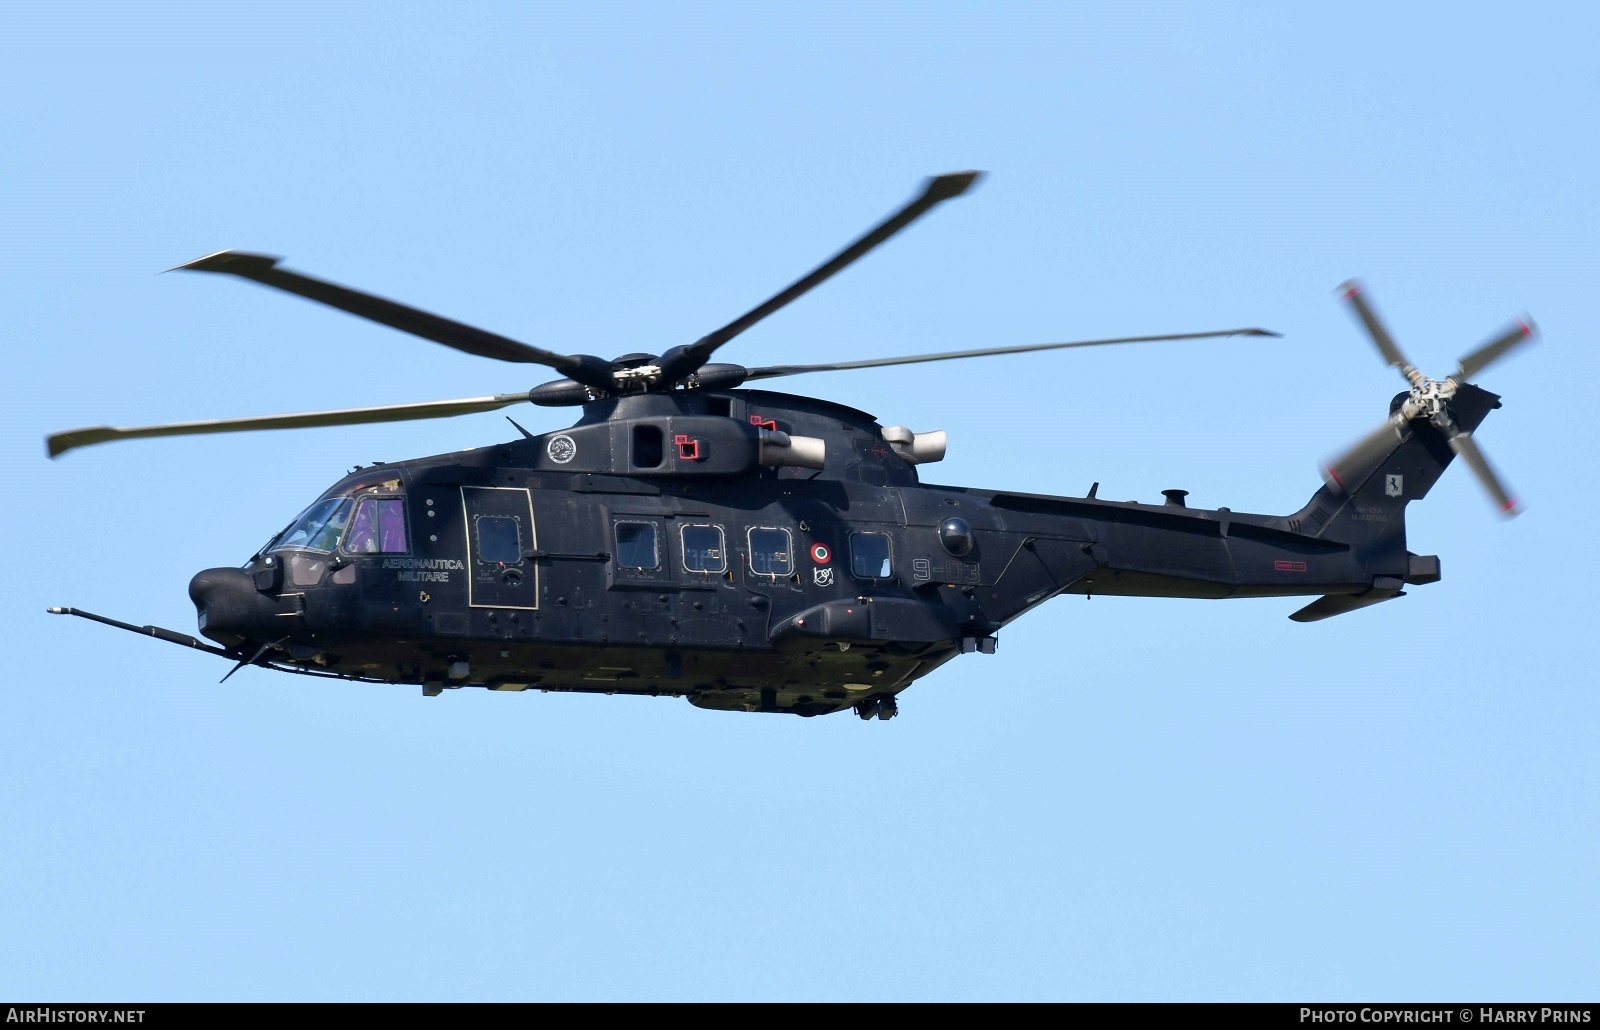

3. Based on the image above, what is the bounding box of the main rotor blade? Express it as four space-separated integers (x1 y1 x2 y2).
658 171 983 377
47 393 530 458
740 328 1281 381
1339 280 1416 380
173 251 615 390
1455 318 1536 382
1321 413 1410 493
1447 429 1521 517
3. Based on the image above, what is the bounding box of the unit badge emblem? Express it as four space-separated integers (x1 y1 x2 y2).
547 435 577 464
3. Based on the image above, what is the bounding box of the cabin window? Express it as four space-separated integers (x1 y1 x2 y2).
475 515 523 565
274 497 354 553
681 525 726 574
343 497 409 554
850 532 893 579
747 527 793 576
615 521 660 570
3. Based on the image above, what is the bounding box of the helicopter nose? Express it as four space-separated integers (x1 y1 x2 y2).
189 567 271 646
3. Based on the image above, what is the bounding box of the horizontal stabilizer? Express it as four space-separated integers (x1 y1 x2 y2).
1288 585 1404 622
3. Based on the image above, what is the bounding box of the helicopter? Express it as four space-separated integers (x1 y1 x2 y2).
45 171 1534 720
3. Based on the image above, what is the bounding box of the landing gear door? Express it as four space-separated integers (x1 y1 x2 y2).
462 486 538 610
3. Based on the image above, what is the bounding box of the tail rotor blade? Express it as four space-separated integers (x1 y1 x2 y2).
1339 280 1417 380
1455 318 1536 382
1322 413 1409 493
1447 429 1521 517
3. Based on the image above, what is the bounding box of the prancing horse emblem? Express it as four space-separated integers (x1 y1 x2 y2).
812 566 834 587
1385 474 1404 498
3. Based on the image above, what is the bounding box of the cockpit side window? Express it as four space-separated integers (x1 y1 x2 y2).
343 497 409 554
273 497 354 553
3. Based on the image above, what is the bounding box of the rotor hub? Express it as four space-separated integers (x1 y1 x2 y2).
611 363 663 384
1401 376 1456 422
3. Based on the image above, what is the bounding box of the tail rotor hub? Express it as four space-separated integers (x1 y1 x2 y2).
1401 376 1455 422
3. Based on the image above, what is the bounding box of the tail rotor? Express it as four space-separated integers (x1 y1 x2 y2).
1323 280 1534 518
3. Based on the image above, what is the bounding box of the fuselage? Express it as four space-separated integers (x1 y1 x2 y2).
188 386 1457 716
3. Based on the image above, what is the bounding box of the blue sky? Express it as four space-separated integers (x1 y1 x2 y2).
4 1 1597 1002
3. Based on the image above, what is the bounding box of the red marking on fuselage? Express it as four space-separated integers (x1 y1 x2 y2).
1275 560 1307 572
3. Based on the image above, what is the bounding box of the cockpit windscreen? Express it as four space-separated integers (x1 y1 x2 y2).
271 497 354 553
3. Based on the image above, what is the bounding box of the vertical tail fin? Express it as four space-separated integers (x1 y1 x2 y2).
1280 383 1502 546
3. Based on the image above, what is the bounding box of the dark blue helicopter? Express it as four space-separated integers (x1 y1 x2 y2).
46 172 1532 719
